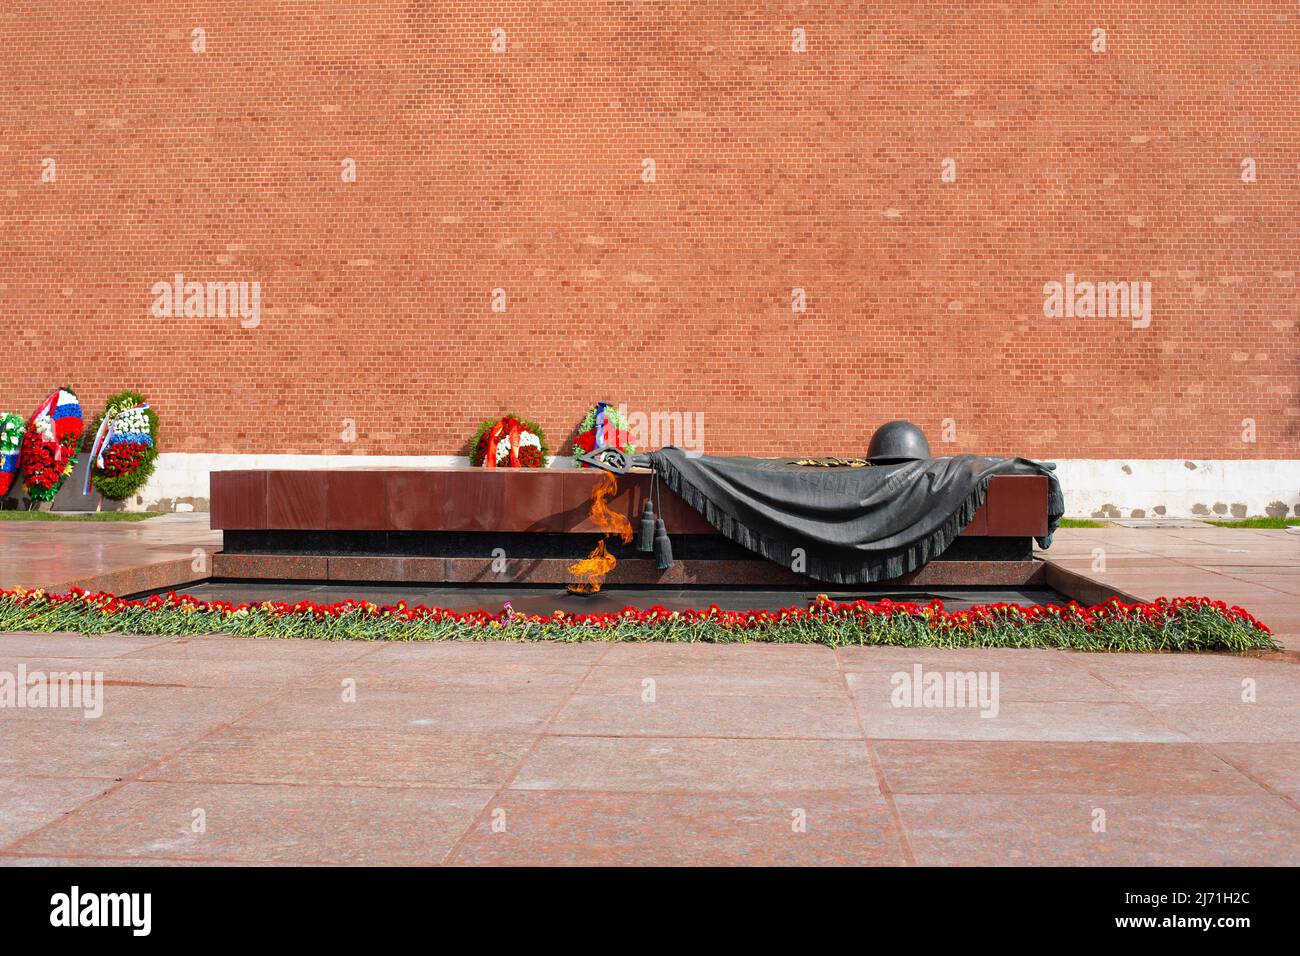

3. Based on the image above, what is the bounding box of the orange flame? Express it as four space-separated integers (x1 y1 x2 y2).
567 539 617 595
567 471 633 594
588 471 634 544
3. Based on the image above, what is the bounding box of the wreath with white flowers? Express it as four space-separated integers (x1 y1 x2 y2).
571 402 636 467
469 413 550 468
84 390 160 501
0 412 26 497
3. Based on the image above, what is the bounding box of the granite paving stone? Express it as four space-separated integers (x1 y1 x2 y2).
6 781 493 865
449 790 906 866
139 727 535 789
896 794 1300 866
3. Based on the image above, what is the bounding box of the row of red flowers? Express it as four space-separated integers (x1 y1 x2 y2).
0 586 1271 635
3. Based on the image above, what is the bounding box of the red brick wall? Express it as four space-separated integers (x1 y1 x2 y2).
1 2 1295 460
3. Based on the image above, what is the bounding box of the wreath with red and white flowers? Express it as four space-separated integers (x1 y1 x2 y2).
469 414 550 468
83 389 159 501
22 387 83 502
571 402 636 467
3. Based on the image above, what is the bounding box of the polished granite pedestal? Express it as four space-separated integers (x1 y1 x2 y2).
209 467 1052 588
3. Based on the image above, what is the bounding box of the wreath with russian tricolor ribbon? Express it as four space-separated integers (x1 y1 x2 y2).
0 412 26 498
83 390 159 501
21 387 83 502
571 402 635 467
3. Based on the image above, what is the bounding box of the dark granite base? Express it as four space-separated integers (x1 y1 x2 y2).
221 530 1034 562
212 552 1047 588
214 524 1041 587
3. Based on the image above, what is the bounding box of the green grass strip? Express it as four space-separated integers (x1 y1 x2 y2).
0 511 163 522
1204 516 1299 529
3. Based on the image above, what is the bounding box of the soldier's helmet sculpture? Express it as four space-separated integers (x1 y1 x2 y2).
866 420 932 464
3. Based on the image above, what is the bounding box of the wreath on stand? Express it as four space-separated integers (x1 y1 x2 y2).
571 402 636 467
21 387 83 503
83 390 160 502
469 413 550 468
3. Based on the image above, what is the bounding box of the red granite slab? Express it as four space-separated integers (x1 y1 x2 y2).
385 471 447 530
266 471 328 530
441 469 507 532
327 556 447 583
501 471 571 532
562 471 714 534
211 469 1043 539
326 471 386 530
1042 563 1145 605
984 475 1048 537
209 471 267 530
958 499 988 536
61 556 210 597
211 553 329 580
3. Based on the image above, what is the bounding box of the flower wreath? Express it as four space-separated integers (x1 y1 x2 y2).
21 387 83 502
84 389 160 501
469 413 550 468
0 412 26 497
571 401 636 467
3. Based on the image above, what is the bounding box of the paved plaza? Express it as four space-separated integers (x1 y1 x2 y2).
0 517 1295 865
